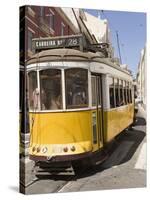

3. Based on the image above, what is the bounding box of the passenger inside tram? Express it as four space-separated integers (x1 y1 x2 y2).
72 89 86 105
49 93 62 110
32 88 39 110
39 69 62 110
40 88 46 110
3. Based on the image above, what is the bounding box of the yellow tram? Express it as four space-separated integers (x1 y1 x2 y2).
26 39 134 169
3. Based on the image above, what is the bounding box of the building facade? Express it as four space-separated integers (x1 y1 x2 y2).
136 46 147 110
20 6 78 61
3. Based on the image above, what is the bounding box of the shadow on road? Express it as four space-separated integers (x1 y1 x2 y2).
112 129 145 166
133 117 146 126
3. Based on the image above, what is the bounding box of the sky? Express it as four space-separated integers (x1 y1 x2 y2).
85 9 146 77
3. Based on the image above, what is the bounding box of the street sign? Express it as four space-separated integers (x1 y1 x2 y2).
32 34 109 57
32 35 83 50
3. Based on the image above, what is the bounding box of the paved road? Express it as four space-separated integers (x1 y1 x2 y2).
24 107 146 194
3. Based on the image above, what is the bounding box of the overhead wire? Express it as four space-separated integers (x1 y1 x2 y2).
100 10 127 64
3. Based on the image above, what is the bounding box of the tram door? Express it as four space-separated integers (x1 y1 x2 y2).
91 74 104 151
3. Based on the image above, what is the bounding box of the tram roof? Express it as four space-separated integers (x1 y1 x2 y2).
27 48 105 62
27 48 131 75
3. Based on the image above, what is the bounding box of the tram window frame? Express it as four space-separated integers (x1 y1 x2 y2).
28 71 38 110
39 69 62 110
109 77 115 109
65 68 88 109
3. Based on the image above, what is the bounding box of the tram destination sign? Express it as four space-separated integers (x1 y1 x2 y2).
32 35 83 50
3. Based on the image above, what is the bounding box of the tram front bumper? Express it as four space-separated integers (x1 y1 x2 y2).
29 151 92 162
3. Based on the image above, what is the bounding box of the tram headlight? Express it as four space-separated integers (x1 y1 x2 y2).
42 147 48 154
70 146 76 152
63 147 68 152
37 147 41 153
32 147 36 152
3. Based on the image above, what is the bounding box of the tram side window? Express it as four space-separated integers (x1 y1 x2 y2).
28 71 38 110
127 89 130 103
65 68 88 109
114 79 120 107
40 69 62 110
126 82 130 103
129 88 132 103
128 82 132 103
119 80 124 106
109 77 115 108
115 87 120 107
123 81 127 105
119 87 124 106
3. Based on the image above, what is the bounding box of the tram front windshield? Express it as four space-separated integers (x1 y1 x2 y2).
28 68 88 110
40 69 62 110
65 68 88 109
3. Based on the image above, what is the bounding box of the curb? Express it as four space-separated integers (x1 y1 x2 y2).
138 104 146 120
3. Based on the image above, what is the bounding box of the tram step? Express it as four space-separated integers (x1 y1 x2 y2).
36 171 74 176
34 165 75 175
36 161 71 168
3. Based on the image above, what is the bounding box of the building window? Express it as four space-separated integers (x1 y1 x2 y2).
28 31 34 51
40 7 44 17
49 12 54 30
61 22 65 36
